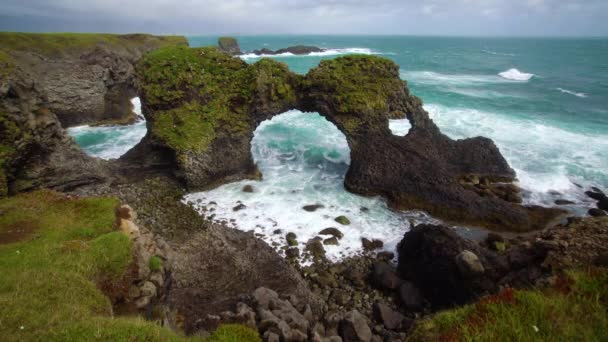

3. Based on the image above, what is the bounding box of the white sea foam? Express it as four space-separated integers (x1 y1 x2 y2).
401 71 508 86
185 110 437 263
67 97 147 160
389 118 412 136
557 88 588 98
498 68 535 81
240 47 379 60
424 103 607 210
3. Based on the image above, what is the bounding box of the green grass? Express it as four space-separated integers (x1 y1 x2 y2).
0 190 261 341
137 46 299 154
149 255 163 272
0 32 187 57
205 324 261 342
0 190 195 341
409 268 608 341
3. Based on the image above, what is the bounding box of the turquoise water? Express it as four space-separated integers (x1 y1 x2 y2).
70 36 608 260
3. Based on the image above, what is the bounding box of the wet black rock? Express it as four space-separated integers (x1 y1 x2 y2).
589 208 607 217
242 185 255 193
319 227 344 240
362 238 383 251
303 204 325 212
554 199 575 205
233 203 247 211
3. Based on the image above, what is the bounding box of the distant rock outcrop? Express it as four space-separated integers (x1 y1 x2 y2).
218 36 242 55
253 45 325 55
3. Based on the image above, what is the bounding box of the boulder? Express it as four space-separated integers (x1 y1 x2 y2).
373 302 405 330
303 204 325 212
242 185 255 193
598 198 608 211
339 310 372 342
319 227 344 239
323 237 339 245
286 232 298 246
372 262 403 290
397 224 501 307
455 250 485 276
334 216 351 225
398 281 424 312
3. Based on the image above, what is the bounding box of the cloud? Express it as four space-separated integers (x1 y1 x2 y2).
0 0 607 35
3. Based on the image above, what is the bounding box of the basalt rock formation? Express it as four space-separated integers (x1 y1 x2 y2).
129 45 564 232
252 45 325 56
0 33 187 196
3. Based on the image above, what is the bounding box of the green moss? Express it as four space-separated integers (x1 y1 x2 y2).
410 268 608 341
252 58 299 104
138 47 252 153
149 255 163 272
304 55 402 113
0 190 195 341
0 32 187 57
0 50 15 81
205 324 261 342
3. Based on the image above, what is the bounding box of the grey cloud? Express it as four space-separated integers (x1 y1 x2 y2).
0 0 607 35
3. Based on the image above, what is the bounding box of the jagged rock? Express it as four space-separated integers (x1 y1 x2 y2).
398 281 424 312
373 302 405 330
286 247 300 259
455 250 485 276
362 238 383 251
319 227 344 239
254 287 280 309
339 310 372 342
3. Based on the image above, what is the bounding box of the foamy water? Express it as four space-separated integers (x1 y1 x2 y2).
184 110 436 263
67 98 146 160
239 47 380 60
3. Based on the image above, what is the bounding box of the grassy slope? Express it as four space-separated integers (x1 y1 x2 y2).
0 32 187 57
0 190 259 341
410 268 608 341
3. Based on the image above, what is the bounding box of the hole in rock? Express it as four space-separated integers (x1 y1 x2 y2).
389 117 412 136
67 97 147 160
185 110 434 263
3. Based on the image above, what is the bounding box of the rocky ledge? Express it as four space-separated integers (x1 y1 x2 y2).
0 33 187 196
252 45 326 56
123 45 564 232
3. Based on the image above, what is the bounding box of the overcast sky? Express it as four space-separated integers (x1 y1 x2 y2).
1 0 607 36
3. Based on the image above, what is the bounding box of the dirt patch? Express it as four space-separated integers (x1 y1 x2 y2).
0 220 40 245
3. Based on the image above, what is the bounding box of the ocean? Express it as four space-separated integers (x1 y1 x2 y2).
68 36 608 261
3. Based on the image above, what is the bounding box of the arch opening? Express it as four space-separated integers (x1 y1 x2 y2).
185 110 428 263
66 97 147 160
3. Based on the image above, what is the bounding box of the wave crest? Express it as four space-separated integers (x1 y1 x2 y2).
239 47 378 60
498 68 535 81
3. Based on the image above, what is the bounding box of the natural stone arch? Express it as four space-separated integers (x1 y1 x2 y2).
124 46 565 232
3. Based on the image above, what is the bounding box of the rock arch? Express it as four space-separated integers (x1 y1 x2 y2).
122 46 564 232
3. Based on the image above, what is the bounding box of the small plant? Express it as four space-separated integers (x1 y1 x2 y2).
149 255 163 272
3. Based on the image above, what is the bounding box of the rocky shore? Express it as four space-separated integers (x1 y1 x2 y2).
1 33 607 341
